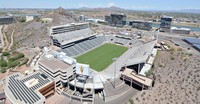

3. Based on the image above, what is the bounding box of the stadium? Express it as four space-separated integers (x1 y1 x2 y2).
5 23 157 104
48 23 157 101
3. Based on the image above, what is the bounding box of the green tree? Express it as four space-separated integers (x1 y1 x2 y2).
0 59 7 67
2 51 10 56
8 53 25 62
7 60 20 68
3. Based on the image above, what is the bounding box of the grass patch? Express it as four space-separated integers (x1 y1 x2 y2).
76 43 128 72
170 56 175 60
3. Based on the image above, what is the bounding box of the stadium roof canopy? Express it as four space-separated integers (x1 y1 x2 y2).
193 44 200 49
52 28 94 45
183 37 200 51
124 55 148 67
184 37 200 44
124 40 156 67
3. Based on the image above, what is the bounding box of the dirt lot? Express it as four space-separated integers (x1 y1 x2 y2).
132 50 200 104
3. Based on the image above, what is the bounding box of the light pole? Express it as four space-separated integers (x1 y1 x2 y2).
155 28 160 43
112 58 118 88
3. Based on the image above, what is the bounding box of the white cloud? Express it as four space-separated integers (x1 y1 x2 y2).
107 3 115 7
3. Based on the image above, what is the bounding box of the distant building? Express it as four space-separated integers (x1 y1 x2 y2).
0 16 14 25
129 20 152 31
171 27 191 34
85 18 107 24
26 14 41 22
122 20 127 26
105 15 112 24
160 16 173 32
85 18 97 23
105 14 127 27
41 18 53 23
79 15 85 22
159 16 191 34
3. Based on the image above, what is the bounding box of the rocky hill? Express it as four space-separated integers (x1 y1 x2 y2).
4 7 77 49
131 50 200 104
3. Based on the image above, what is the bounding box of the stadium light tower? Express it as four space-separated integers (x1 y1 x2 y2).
112 58 118 88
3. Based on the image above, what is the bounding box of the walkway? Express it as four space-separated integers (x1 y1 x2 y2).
0 26 3 48
8 25 16 49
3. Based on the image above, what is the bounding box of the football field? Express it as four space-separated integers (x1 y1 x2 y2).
76 43 128 72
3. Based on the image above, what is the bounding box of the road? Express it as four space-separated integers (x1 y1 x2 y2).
105 88 138 104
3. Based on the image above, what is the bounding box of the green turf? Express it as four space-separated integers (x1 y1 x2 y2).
76 43 128 72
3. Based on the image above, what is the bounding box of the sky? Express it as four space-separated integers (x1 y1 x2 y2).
0 0 200 10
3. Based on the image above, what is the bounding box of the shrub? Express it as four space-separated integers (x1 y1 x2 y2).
171 48 175 52
0 67 7 73
183 58 187 62
197 86 200 91
158 63 163 67
129 99 134 104
2 51 10 56
145 70 153 77
11 51 20 55
188 54 193 56
18 17 26 22
8 53 25 62
0 59 7 67
7 60 20 68
177 48 182 51
170 56 175 60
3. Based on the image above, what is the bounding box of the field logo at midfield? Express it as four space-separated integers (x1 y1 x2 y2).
76 63 90 76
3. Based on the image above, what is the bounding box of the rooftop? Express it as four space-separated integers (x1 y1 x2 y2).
171 27 191 31
4 72 52 104
122 68 152 87
39 57 71 72
50 23 89 29
52 28 94 45
0 16 13 19
162 15 173 19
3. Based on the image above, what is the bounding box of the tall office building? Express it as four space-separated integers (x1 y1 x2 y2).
160 16 173 32
129 20 152 31
105 14 127 27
